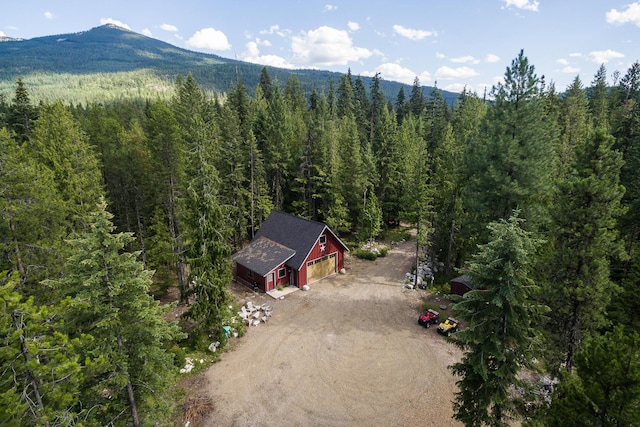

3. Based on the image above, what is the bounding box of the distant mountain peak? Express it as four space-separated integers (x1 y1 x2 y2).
100 23 132 32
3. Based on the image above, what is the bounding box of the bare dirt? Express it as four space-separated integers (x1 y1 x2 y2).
195 240 463 427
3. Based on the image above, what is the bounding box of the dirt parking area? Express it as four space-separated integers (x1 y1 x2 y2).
197 240 463 426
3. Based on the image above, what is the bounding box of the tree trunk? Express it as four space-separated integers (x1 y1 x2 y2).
116 326 140 427
10 220 27 287
13 310 48 427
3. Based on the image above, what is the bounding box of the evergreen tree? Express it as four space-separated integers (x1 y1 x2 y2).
376 103 403 225
261 85 292 210
399 115 433 265
464 50 556 240
408 76 426 117
7 77 38 144
0 273 85 426
545 326 640 426
395 85 408 125
444 90 487 271
52 201 184 427
558 76 592 173
181 113 237 346
29 101 104 233
588 64 610 131
258 66 273 101
0 128 65 292
449 213 546 426
336 73 355 118
611 62 640 275
228 80 272 237
545 128 625 370
144 99 189 302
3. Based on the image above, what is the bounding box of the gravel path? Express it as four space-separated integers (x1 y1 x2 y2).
198 240 463 426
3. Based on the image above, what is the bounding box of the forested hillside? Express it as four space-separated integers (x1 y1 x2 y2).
0 24 457 106
1 50 640 425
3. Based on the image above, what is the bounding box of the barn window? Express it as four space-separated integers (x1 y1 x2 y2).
319 235 327 244
247 270 253 278
277 268 286 279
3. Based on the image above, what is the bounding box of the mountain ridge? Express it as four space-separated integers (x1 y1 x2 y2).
0 24 459 105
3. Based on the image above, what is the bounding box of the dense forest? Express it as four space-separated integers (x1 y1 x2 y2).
1 49 640 425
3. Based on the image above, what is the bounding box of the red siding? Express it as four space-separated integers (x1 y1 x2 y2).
235 264 266 291
235 227 346 292
297 230 345 287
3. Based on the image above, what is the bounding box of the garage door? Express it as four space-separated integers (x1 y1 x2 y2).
307 253 336 283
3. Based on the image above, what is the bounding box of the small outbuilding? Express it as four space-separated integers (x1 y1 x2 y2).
450 275 473 296
232 211 349 293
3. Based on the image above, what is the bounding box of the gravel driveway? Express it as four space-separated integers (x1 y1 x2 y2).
199 240 462 426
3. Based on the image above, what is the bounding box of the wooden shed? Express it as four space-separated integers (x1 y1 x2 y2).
450 275 473 296
232 211 349 293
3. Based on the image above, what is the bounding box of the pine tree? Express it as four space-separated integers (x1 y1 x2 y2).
444 90 487 271
7 77 38 144
144 99 189 302
545 326 640 425
545 128 625 370
261 85 292 210
408 76 426 117
449 213 546 426
464 50 556 240
0 128 65 292
181 114 237 346
588 64 610 131
28 101 104 233
0 273 85 426
558 77 592 174
52 201 184 427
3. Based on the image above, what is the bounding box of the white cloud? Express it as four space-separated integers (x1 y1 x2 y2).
0 30 6 37
557 58 569 65
100 18 131 30
260 24 289 37
348 21 360 31
186 27 231 51
160 24 178 32
569 52 582 57
443 83 469 93
436 52 446 59
393 24 436 40
589 49 624 64
291 26 371 67
325 4 337 11
255 38 271 47
142 28 153 37
435 66 479 80
484 53 500 63
44 11 54 20
503 0 540 11
450 55 480 64
366 63 424 85
562 66 581 73
606 2 640 26
241 40 295 69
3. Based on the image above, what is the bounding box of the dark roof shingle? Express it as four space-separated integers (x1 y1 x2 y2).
232 236 296 277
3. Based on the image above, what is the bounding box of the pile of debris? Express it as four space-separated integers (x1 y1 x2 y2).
404 256 441 289
238 301 273 326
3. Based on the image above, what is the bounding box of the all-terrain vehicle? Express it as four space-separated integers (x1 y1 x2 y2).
437 317 459 336
418 309 439 328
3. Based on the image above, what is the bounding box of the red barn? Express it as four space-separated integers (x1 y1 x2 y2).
232 211 349 293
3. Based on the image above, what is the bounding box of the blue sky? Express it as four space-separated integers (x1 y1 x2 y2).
2 1 639 93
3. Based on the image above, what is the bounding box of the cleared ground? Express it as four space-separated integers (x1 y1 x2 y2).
197 240 463 426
